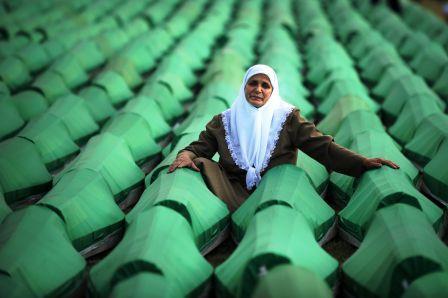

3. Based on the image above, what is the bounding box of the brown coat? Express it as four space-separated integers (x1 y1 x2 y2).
181 109 367 211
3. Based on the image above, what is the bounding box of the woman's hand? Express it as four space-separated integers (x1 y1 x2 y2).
363 158 400 171
168 151 200 173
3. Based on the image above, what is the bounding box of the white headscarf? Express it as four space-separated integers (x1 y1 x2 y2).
221 64 294 190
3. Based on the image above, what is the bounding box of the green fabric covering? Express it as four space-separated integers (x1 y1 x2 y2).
0 81 9 96
339 167 443 243
381 76 445 120
156 55 197 87
372 65 413 100
314 69 359 101
127 170 229 251
330 130 418 205
16 43 50 72
388 96 442 145
360 51 402 84
0 97 25 140
120 43 156 74
39 169 124 251
404 113 448 166
402 272 448 298
216 205 338 297
102 113 161 163
55 133 144 201
0 56 30 90
42 39 67 60
252 265 333 298
122 96 171 140
78 86 116 124
47 93 99 144
0 187 11 224
18 113 79 170
333 110 384 147
107 57 143 89
32 71 71 104
140 82 184 122
145 133 200 185
342 204 448 298
70 40 105 71
296 150 329 194
399 32 429 60
409 44 448 84
423 139 448 203
50 54 88 89
110 272 182 298
0 275 34 298
12 90 48 121
154 73 193 103
94 29 130 58
317 96 372 136
432 64 448 98
93 71 134 107
173 113 217 137
89 206 213 297
0 206 86 297
232 165 334 243
0 137 52 204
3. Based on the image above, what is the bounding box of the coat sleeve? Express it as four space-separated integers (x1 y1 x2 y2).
288 110 367 177
179 115 220 159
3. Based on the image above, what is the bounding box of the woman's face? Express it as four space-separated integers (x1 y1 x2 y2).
244 74 273 108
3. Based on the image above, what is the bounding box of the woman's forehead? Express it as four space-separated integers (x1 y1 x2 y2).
246 73 271 83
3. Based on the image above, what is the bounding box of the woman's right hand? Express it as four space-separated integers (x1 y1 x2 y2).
168 151 200 173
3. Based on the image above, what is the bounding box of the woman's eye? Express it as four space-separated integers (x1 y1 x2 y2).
262 83 270 89
249 81 258 86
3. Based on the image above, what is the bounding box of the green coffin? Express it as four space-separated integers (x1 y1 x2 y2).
423 139 448 203
32 71 71 104
0 206 86 297
0 56 30 91
342 204 448 298
89 206 212 297
0 97 25 140
50 54 89 89
78 86 116 124
12 90 48 121
93 70 134 107
402 272 448 298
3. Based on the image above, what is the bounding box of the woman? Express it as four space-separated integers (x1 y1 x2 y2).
168 64 399 212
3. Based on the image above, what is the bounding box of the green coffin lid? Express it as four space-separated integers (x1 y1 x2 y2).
232 165 335 243
409 44 448 84
173 111 219 137
122 18 150 39
423 139 448 203
333 110 384 147
253 265 332 298
94 29 130 58
50 54 88 89
16 43 50 72
32 71 71 104
314 68 359 100
0 137 51 204
371 65 413 100
18 113 79 170
402 272 448 298
140 82 184 122
432 64 448 98
89 206 213 297
388 96 442 145
127 170 229 252
110 272 182 298
39 169 124 251
339 167 443 244
102 113 161 163
156 55 197 87
12 90 48 121
78 86 116 124
296 150 329 194
382 76 445 119
0 81 9 96
404 113 448 166
0 206 86 297
145 133 200 185
0 275 34 298
342 204 448 298
317 96 372 136
55 133 144 201
121 96 171 140
0 56 31 91
0 97 25 140
42 39 67 60
217 205 338 297
120 42 156 73
106 57 143 89
399 32 429 59
93 70 134 107
330 130 418 205
155 73 193 103
47 93 99 144
70 40 105 71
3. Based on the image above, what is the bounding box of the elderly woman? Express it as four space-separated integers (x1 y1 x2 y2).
168 65 399 212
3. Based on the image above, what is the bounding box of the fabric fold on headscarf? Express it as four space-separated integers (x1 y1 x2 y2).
221 64 294 190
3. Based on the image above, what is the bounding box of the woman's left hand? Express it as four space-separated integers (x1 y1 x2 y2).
363 158 400 170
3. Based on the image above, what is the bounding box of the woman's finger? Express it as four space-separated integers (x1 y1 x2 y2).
380 159 400 169
190 161 200 172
